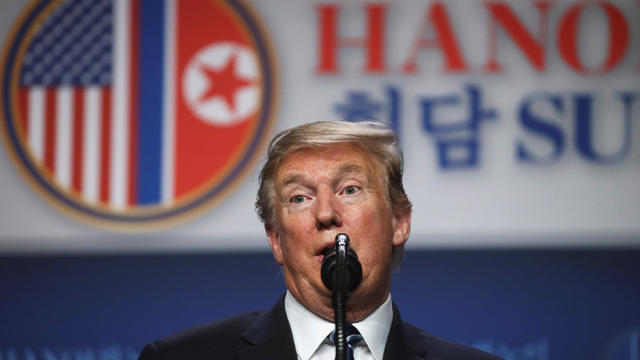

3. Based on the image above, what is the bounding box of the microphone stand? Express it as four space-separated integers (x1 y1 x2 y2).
321 233 362 360
333 234 349 360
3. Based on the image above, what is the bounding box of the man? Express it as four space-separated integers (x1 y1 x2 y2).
139 121 501 360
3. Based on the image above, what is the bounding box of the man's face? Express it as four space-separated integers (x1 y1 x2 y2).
266 143 411 322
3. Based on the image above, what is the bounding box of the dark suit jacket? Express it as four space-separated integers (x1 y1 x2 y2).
139 296 501 360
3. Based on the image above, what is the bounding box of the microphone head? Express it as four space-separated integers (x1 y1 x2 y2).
321 237 363 292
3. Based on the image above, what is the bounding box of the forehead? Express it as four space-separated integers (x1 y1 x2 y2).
274 144 380 183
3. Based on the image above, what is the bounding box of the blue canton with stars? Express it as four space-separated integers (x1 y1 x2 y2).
20 0 112 87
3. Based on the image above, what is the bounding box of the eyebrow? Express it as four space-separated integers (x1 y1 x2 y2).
278 162 372 190
280 173 306 189
335 163 370 181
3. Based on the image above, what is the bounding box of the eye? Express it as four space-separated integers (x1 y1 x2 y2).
343 185 360 195
291 195 306 204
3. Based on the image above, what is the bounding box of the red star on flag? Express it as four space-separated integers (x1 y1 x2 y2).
198 53 254 112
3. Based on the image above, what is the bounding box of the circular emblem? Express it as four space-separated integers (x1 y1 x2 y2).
0 0 278 229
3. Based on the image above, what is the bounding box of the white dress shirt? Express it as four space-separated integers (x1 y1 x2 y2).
284 291 393 360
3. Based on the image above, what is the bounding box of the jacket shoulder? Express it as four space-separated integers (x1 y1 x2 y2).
139 311 262 360
404 322 503 360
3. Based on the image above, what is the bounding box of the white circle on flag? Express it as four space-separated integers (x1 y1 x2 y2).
182 42 260 126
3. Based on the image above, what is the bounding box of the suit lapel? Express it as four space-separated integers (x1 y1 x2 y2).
234 297 427 360
383 303 428 360
236 295 298 360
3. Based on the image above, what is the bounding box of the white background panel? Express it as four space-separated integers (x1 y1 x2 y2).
0 0 638 251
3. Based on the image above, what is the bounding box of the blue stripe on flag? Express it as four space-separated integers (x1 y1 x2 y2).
138 0 164 205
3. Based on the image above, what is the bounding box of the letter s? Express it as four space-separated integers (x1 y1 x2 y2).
517 93 565 165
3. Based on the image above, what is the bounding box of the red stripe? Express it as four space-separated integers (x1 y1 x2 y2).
100 89 112 204
128 0 140 206
71 88 84 194
44 88 57 173
18 88 29 138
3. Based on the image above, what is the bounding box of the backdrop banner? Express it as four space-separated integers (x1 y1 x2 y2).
0 0 638 247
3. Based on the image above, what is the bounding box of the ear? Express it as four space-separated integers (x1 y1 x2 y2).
266 224 284 265
391 210 411 247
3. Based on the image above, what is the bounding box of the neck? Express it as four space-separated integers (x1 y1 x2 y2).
292 287 390 324
344 288 389 323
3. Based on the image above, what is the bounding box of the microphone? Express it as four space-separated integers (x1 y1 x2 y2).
321 234 362 293
320 233 362 360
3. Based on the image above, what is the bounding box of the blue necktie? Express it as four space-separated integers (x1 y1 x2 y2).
330 325 363 360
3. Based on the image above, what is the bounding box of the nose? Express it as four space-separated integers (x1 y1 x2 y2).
312 185 342 230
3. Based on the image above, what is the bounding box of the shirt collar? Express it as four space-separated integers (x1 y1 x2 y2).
284 291 393 360
285 291 335 360
352 294 393 360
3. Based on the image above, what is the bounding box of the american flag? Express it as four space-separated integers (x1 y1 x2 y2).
19 0 124 207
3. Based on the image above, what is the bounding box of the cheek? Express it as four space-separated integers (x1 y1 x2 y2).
352 203 393 232
350 208 394 262
278 221 314 255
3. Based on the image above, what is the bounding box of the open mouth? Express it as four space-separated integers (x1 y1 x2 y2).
316 244 335 262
